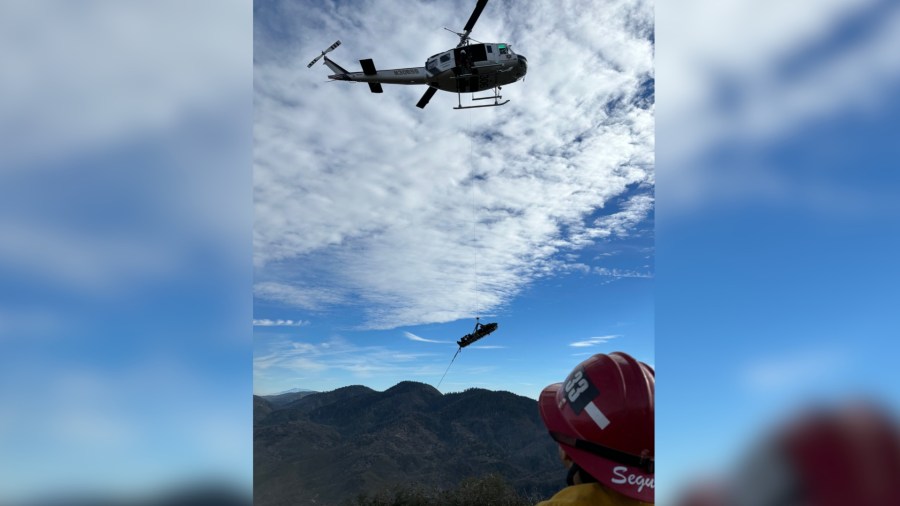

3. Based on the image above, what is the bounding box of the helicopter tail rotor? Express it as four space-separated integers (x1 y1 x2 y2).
307 40 341 68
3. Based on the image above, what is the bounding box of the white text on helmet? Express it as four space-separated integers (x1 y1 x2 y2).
611 466 654 493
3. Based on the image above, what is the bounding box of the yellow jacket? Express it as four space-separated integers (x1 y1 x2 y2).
536 483 652 506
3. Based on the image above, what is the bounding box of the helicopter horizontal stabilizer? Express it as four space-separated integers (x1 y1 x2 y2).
359 59 383 93
359 59 377 75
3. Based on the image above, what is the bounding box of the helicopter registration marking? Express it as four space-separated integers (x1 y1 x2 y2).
393 68 419 75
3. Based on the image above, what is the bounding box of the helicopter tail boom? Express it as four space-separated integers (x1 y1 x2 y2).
324 58 429 87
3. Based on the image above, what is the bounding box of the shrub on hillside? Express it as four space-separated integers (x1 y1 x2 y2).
350 473 541 506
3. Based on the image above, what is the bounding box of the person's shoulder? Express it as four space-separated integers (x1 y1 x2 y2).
535 484 650 506
535 484 605 505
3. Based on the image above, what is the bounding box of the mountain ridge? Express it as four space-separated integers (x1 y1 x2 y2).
254 381 561 506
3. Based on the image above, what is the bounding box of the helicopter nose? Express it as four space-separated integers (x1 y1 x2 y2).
517 54 527 77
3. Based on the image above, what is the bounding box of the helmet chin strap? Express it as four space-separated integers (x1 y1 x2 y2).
566 462 581 486
566 462 599 486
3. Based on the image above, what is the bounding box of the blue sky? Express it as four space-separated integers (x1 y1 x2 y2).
252 0 655 399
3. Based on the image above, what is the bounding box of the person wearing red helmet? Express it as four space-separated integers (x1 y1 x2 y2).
537 352 655 505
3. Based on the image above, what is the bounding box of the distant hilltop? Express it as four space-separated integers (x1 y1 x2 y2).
258 388 319 409
275 387 317 394
254 381 560 506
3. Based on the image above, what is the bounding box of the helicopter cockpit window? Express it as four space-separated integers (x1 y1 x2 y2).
498 44 508 55
426 59 439 76
440 54 451 63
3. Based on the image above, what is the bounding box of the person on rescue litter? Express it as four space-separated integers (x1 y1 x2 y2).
536 352 655 505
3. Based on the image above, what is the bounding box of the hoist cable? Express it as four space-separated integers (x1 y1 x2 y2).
437 347 462 389
470 112 479 321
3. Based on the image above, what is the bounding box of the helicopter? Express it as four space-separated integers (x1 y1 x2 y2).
307 0 527 110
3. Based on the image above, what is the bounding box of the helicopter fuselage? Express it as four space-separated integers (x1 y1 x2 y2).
325 42 527 94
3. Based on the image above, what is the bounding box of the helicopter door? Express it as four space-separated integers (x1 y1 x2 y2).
469 44 488 62
454 44 488 71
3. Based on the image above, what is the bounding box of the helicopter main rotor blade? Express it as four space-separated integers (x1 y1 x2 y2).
416 86 438 109
462 0 489 34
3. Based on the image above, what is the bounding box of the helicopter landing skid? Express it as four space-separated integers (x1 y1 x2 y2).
454 87 509 110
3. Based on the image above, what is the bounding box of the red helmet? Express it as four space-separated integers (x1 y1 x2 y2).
539 352 655 502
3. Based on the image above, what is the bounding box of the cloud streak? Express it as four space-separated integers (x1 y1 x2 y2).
253 319 309 327
404 331 452 344
569 335 621 347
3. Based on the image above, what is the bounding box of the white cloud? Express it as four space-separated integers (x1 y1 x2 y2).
592 194 655 239
569 335 621 347
593 267 653 279
254 0 654 329
253 281 344 311
254 336 442 387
